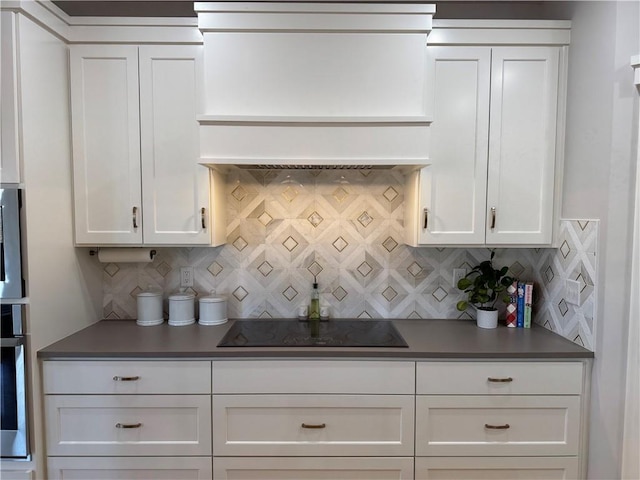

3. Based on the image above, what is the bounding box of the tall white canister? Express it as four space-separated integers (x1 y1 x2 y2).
136 290 163 326
168 292 195 326
198 293 227 326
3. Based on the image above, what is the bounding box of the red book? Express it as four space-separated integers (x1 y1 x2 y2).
505 281 518 327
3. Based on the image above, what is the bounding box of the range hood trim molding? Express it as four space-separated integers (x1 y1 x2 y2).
197 115 433 126
195 2 436 34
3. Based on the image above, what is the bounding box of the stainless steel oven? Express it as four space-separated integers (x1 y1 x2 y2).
1 187 24 299
1 304 29 458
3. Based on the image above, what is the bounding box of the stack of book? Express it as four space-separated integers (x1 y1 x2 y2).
506 280 533 328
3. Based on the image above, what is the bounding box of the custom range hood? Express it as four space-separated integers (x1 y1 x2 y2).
195 2 435 169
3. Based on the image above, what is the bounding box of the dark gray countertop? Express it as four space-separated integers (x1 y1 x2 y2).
37 318 593 359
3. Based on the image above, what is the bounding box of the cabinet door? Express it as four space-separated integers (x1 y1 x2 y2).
1 11 21 184
418 46 491 245
48 457 212 480
415 457 578 480
214 457 414 480
139 45 210 245
70 45 142 245
486 47 559 244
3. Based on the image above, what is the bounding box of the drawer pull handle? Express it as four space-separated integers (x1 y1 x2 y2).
301 423 326 429
113 376 140 382
487 377 513 383
116 422 142 429
485 423 510 430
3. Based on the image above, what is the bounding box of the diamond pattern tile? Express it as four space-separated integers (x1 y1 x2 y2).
332 286 348 302
258 261 273 277
332 236 348 252
357 261 373 278
308 211 324 228
101 171 597 351
232 236 248 252
282 286 298 301
382 286 398 302
383 186 399 202
357 211 373 228
283 236 299 252
382 236 399 253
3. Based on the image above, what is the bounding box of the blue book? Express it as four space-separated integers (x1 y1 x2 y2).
516 282 525 328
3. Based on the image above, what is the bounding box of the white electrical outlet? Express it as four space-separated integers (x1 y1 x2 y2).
453 268 467 287
180 267 194 287
565 279 580 305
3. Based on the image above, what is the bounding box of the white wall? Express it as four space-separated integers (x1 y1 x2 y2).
560 1 639 479
17 14 102 477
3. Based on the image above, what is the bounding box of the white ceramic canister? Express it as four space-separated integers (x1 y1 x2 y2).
198 294 227 326
168 293 195 326
136 290 163 326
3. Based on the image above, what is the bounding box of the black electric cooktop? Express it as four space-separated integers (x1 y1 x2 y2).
217 319 408 348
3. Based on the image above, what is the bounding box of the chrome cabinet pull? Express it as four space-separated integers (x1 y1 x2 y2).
132 206 138 229
487 377 513 383
301 423 326 429
423 208 429 230
113 376 140 382
485 423 510 430
116 422 142 429
201 207 206 229
490 207 496 230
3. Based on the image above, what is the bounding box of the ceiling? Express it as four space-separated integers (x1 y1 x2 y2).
52 1 198 17
51 1 572 19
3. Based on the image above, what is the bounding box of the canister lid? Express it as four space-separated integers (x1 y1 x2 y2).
200 295 226 303
169 293 195 301
137 291 162 298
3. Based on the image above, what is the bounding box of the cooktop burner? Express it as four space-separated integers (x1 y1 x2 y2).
217 319 408 348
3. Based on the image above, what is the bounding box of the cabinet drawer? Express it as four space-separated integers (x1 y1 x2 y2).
415 456 578 479
47 457 212 480
214 457 414 479
415 395 580 457
45 395 211 456
43 361 211 394
213 395 414 456
213 360 415 394
416 362 583 395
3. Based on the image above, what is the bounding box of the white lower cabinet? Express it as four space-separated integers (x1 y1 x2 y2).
47 457 212 480
43 359 589 480
211 360 416 477
415 361 588 480
43 361 213 479
213 457 414 479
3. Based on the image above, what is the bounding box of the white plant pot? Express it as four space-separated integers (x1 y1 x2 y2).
476 308 499 329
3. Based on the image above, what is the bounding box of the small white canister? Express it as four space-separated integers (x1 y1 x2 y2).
198 294 227 326
136 290 163 326
168 293 195 326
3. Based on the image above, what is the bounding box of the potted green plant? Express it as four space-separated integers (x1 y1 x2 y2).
456 250 514 329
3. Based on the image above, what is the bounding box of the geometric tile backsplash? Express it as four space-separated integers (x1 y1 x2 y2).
102 169 597 351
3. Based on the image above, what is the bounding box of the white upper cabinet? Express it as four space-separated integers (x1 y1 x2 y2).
1 11 22 184
138 45 211 245
71 45 142 245
406 42 565 247
486 47 559 245
71 44 221 246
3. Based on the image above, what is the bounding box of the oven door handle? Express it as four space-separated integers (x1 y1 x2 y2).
1 337 25 347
